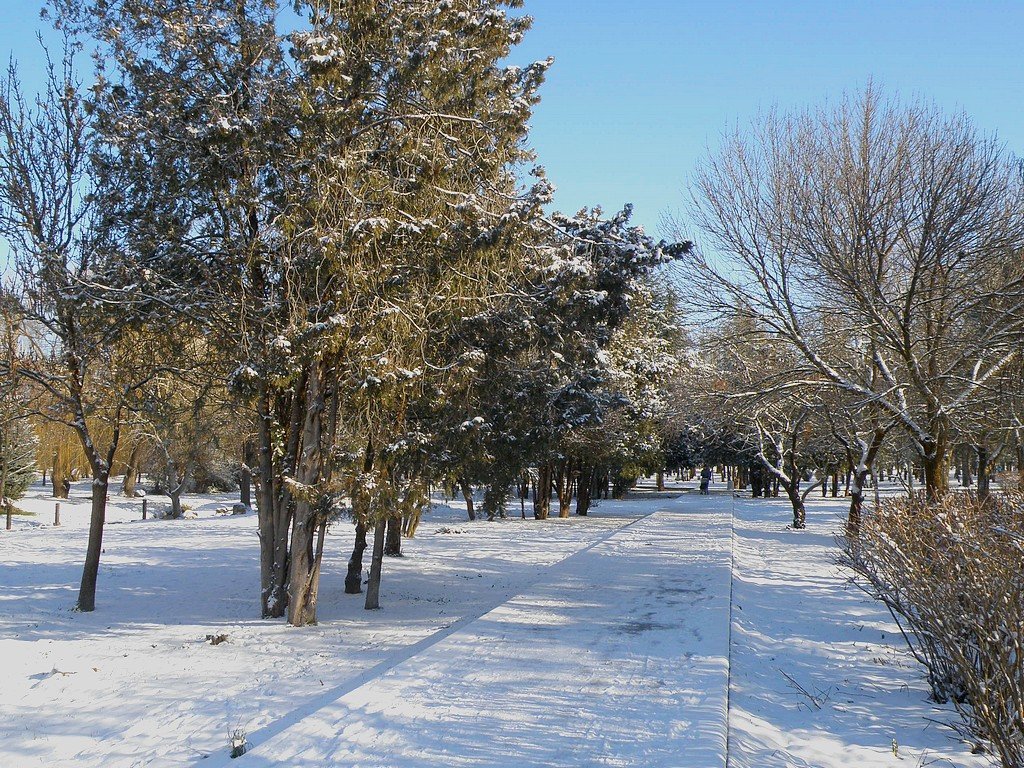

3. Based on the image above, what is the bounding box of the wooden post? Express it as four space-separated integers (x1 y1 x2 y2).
142 498 148 520
5 502 11 531
54 502 61 527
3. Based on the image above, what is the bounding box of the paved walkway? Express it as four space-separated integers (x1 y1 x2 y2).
204 499 733 767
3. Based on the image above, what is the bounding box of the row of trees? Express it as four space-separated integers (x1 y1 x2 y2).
669 85 1024 531
0 0 687 623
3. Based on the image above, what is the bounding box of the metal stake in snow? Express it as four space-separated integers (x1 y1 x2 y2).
54 502 61 527
142 498 147 520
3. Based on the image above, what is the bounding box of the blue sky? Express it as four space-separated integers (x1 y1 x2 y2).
3 0 1024 240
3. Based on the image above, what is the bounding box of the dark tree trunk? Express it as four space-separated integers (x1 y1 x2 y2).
959 446 973 488
976 445 992 505
345 521 367 594
784 478 805 529
240 441 253 509
575 465 594 516
345 440 375 594
921 417 949 502
52 449 70 499
922 449 949 502
534 463 552 520
847 481 866 539
257 385 292 619
750 464 763 498
611 471 631 499
459 478 475 521
3 466 10 530
76 472 110 612
556 460 573 518
656 469 665 491
384 516 403 556
122 441 141 497
364 518 386 610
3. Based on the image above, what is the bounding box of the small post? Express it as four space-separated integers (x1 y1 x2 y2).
5 502 11 531
142 498 148 520
54 502 61 527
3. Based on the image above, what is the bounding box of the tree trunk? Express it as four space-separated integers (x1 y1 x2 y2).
2 462 8 530
921 417 949 501
76 472 110 612
364 518 386 610
575 465 594 516
784 478 805 529
459 478 475 521
556 460 573 518
611 471 630 499
656 468 665 491
959 446 973 488
257 388 290 619
345 521 367 594
847 470 869 539
51 448 70 499
785 454 805 529
2 464 9 530
239 441 253 509
122 441 141 497
166 463 188 519
976 445 991 505
287 519 326 627
286 364 328 627
345 440 375 594
384 516 403 556
922 449 949 501
534 463 552 520
750 464 763 498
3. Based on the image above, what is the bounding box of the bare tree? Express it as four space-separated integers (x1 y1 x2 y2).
0 43 149 611
676 85 1024 501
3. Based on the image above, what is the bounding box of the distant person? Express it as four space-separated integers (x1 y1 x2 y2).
699 466 712 495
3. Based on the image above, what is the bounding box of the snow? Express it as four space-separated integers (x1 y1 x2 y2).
0 480 987 767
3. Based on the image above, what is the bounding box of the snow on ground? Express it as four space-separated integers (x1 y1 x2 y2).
0 479 989 767
726 491 987 768
0 480 645 767
202 505 733 768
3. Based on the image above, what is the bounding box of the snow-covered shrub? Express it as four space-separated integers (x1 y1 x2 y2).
845 493 1024 767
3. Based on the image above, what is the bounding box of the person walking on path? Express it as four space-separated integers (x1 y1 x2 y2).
699 466 712 495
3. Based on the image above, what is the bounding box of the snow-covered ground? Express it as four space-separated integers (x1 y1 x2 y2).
0 479 987 767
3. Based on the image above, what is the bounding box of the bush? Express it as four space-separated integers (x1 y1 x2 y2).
844 493 1024 766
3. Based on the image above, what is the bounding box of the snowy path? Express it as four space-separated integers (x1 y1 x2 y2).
204 502 734 768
